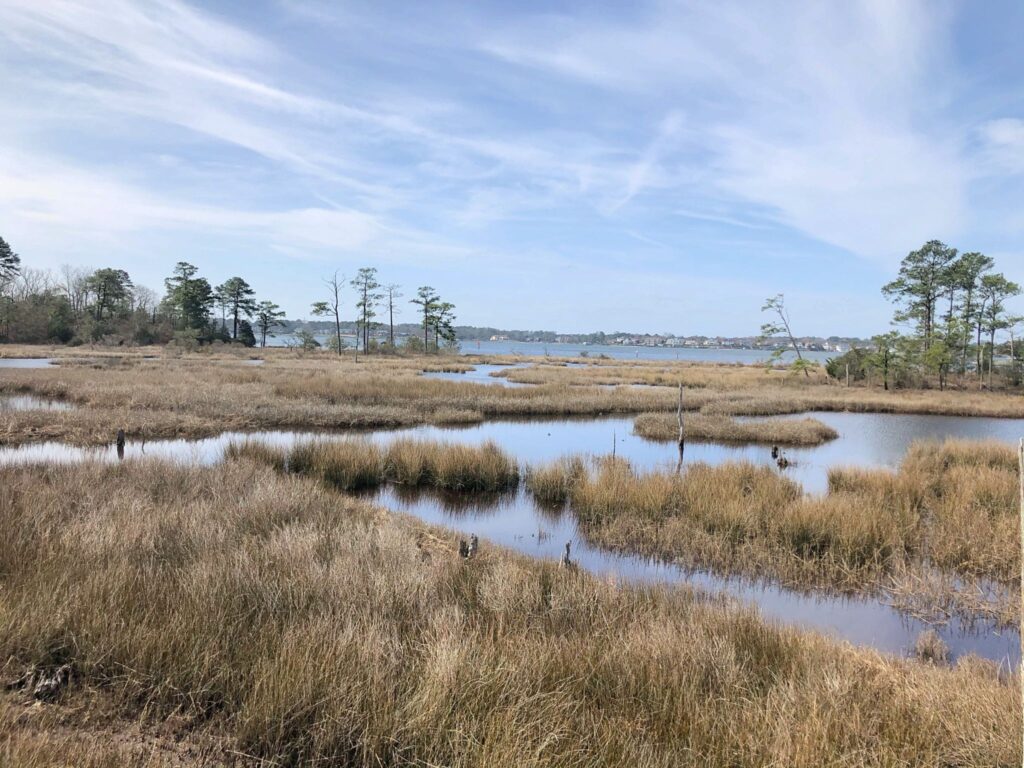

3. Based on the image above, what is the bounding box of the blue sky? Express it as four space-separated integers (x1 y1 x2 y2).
0 0 1021 336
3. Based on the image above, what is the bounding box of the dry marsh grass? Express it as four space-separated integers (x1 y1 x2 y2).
0 460 1017 766
531 439 1019 623
0 354 678 446
634 412 839 445
3 349 1024 448
229 437 520 492
525 455 587 505
0 693 238 767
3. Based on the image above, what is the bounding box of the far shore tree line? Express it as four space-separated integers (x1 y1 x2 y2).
2 232 1020 388
0 236 457 355
763 240 1021 390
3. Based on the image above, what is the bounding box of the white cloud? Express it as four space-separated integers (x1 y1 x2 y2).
477 0 974 262
0 154 381 254
978 118 1024 175
0 0 1019 332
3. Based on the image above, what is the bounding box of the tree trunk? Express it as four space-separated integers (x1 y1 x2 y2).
778 311 809 378
989 330 996 388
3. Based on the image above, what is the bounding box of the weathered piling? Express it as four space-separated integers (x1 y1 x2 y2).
559 540 572 569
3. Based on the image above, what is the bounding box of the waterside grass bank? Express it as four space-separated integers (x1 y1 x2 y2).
0 459 1018 767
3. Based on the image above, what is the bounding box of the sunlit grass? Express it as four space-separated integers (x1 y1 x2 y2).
0 459 1017 766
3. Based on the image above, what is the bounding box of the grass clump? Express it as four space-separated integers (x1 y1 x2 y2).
232 437 520 493
914 630 950 665
525 456 587 505
425 440 519 491
634 413 839 445
382 438 519 491
224 439 288 472
288 440 386 491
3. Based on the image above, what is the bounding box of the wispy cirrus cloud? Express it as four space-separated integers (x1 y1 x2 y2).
0 0 1020 333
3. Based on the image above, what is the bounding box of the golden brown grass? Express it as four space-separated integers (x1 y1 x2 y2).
0 693 240 766
230 437 520 492
0 352 679 446
0 460 1018 766
3 348 1024 448
634 412 839 445
529 440 1019 623
524 455 587 505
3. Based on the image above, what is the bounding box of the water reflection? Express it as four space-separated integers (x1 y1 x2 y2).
0 358 55 368
421 363 534 387
369 484 1020 667
0 395 73 411
2 411 1022 492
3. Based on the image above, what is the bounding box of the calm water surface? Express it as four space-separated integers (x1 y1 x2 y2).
265 335 835 364
0 395 73 411
421 363 533 387
368 484 1018 666
459 339 835 363
0 358 55 368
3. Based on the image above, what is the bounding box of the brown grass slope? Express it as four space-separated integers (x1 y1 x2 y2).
0 460 1017 766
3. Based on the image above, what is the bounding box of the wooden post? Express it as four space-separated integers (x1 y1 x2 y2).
677 381 685 448
845 363 850 388
675 382 686 473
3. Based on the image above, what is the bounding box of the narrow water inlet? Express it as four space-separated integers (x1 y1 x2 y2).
421 363 534 387
0 358 56 368
368 484 1020 667
0 413 1019 667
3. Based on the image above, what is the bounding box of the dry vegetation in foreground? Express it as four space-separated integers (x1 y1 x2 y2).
0 692 239 767
633 412 839 445
528 439 1021 625
3 347 1024 448
0 459 1018 766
